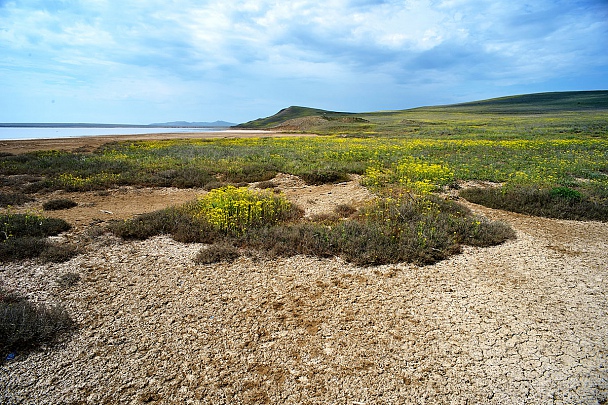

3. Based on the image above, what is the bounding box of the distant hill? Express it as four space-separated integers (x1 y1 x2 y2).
235 106 355 129
150 121 236 127
235 91 608 129
419 90 608 114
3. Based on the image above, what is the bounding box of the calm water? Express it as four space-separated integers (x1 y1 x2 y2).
0 127 227 140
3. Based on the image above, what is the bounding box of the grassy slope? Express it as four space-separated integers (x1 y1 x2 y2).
235 106 355 129
236 91 608 131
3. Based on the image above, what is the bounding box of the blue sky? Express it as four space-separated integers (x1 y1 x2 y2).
1 0 607 124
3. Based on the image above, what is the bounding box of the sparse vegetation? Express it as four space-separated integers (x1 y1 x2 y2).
110 189 514 266
0 287 74 359
460 186 608 221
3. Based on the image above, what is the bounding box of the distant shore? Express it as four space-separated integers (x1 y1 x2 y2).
0 130 316 154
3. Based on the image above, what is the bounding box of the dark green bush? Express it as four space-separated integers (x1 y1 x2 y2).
0 213 71 240
549 186 582 201
43 198 78 211
0 192 34 208
0 289 74 358
460 186 608 221
298 169 350 185
0 214 73 262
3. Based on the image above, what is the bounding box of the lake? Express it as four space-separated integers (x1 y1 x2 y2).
0 127 228 140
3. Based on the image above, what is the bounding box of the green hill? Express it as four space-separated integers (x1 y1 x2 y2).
234 91 607 134
423 91 608 113
235 106 355 129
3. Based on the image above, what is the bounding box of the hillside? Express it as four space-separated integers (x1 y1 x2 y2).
236 91 608 130
235 106 355 129
422 90 608 113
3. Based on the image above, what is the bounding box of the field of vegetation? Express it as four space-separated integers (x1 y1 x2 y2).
1 91 607 356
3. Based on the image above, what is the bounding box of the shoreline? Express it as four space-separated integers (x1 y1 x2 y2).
0 130 316 154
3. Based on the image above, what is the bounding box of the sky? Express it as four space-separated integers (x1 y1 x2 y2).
1 0 607 124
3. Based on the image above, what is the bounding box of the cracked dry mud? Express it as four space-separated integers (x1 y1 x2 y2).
1 176 607 404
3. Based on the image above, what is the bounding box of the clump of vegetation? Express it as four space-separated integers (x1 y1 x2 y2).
0 213 73 262
195 243 240 264
255 180 276 189
111 188 514 266
0 192 35 208
43 198 78 211
56 273 81 289
460 186 608 221
237 195 514 266
299 169 350 185
0 288 74 359
334 204 357 218
109 186 303 242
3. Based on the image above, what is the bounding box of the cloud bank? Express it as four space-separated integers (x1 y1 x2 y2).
1 0 606 123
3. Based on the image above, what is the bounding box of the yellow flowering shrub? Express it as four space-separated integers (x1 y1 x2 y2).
189 186 296 235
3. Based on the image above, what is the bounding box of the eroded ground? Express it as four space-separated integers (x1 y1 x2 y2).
1 175 607 404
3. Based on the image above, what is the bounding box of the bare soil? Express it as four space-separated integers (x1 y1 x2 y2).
1 136 607 404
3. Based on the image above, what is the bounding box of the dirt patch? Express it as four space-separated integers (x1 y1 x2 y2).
0 130 317 154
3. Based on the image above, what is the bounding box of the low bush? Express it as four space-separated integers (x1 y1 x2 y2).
0 213 73 262
0 192 34 208
255 180 276 189
43 198 78 211
334 204 357 218
195 243 240 264
0 213 71 240
460 186 608 221
298 169 350 185
0 288 74 359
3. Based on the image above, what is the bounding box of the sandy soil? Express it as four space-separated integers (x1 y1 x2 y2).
1 136 607 404
0 130 316 155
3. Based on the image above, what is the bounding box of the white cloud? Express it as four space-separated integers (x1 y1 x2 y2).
0 0 606 123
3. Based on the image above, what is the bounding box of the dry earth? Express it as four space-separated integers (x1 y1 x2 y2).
0 136 607 404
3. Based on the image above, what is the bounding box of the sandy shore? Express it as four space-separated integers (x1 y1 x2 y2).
0 130 316 154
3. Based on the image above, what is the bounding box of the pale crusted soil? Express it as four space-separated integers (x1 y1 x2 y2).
1 177 607 404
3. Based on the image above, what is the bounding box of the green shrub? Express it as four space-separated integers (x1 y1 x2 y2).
111 190 513 266
0 288 74 358
0 213 71 240
195 243 240 264
237 195 514 266
0 192 34 208
460 186 608 221
0 237 48 261
255 180 276 189
40 242 79 263
298 169 350 185
549 186 582 201
42 198 78 211
0 213 73 262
